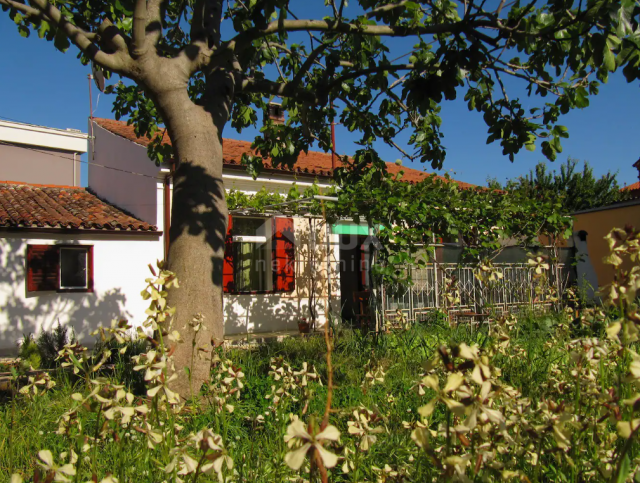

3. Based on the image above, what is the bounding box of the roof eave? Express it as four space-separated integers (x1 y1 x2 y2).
0 226 162 236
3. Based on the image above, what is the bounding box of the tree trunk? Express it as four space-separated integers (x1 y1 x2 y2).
153 85 231 399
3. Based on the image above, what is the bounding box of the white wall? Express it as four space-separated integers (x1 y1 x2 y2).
0 222 342 353
89 122 162 225
0 232 163 355
223 170 332 195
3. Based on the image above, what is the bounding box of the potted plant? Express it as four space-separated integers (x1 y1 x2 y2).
297 317 311 334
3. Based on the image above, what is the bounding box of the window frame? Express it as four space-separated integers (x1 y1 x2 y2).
58 246 93 292
26 244 94 294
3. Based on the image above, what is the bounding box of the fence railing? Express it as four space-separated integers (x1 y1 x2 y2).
382 263 571 323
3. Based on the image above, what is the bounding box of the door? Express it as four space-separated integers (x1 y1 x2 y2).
339 234 369 322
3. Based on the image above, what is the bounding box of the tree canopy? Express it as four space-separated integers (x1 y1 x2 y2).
228 161 573 288
488 158 629 212
3 0 640 171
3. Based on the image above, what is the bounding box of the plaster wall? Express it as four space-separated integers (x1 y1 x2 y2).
573 203 640 287
89 122 161 225
0 143 81 186
224 217 341 335
0 231 163 354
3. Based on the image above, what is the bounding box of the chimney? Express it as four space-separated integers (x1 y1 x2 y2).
266 102 285 125
634 157 640 182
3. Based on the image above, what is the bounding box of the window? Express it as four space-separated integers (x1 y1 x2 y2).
232 218 270 292
27 245 93 293
60 247 89 289
223 216 295 293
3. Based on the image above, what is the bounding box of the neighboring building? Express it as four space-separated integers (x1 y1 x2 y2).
621 158 640 199
0 119 162 354
573 197 640 289
572 158 640 291
0 120 85 186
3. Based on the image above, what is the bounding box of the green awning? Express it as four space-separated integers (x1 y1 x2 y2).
332 222 371 235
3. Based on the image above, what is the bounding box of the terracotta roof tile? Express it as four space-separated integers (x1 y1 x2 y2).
622 181 640 192
93 118 475 188
0 181 157 231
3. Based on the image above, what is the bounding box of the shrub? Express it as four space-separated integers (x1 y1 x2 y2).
17 334 41 370
35 322 74 369
93 334 150 393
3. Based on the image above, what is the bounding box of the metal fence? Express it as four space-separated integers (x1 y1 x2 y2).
382 263 571 323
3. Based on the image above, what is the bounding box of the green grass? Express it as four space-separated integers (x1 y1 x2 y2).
1 309 636 482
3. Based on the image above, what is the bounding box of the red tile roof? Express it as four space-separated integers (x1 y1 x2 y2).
93 118 475 189
622 181 640 192
0 181 157 231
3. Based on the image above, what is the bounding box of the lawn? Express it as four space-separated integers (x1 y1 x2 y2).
2 306 638 483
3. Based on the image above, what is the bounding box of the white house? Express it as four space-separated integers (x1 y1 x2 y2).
0 116 469 354
0 120 162 354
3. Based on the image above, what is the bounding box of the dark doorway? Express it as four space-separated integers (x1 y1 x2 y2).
339 235 368 322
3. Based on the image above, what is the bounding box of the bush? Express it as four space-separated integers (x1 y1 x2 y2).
36 323 74 369
17 334 41 370
93 335 150 393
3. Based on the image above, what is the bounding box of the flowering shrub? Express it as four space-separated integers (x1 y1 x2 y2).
2 227 640 482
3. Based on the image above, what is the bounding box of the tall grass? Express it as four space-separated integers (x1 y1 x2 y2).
2 308 632 482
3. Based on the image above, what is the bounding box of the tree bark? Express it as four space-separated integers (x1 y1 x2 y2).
151 81 232 399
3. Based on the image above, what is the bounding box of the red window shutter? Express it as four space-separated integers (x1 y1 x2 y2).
272 217 295 292
223 215 235 293
27 245 59 292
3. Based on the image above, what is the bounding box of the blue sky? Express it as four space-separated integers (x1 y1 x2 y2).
1 12 639 189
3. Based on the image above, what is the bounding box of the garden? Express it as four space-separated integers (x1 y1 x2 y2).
2 0 639 479
1 223 640 483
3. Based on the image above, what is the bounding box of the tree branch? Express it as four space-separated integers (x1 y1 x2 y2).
0 0 131 73
325 63 416 93
364 0 410 19
132 0 148 57
290 41 333 89
191 0 206 41
240 77 318 103
191 0 225 47
146 0 166 47
97 18 130 54
221 18 487 56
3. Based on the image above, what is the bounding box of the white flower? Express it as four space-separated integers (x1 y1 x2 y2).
283 420 340 470
37 450 76 482
293 362 319 387
347 409 384 451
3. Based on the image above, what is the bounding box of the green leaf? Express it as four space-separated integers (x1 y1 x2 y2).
54 28 70 52
617 455 631 483
38 20 50 39
604 48 616 72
